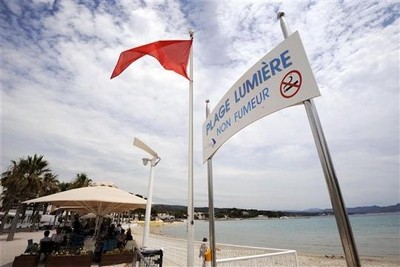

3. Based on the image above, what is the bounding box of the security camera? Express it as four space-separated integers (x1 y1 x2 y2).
142 158 150 166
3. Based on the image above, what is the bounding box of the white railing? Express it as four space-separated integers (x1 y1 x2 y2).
146 234 298 267
215 243 298 267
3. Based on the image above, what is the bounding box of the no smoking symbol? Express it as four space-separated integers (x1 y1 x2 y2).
280 70 302 98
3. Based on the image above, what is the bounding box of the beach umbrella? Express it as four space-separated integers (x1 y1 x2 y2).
23 184 147 217
24 184 147 240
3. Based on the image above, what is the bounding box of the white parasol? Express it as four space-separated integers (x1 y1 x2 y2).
23 184 147 217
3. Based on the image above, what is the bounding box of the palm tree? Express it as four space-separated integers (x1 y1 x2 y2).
1 154 51 240
68 173 92 189
39 172 60 214
23 172 61 230
1 160 24 234
40 173 60 196
59 181 71 192
0 159 27 233
19 155 51 232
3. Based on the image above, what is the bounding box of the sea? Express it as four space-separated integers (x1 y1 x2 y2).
159 212 400 258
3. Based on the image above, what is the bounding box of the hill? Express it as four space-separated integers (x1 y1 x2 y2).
321 203 400 215
152 203 400 218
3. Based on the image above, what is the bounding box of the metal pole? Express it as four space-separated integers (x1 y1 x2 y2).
206 100 217 267
187 29 195 267
277 12 361 267
142 161 155 248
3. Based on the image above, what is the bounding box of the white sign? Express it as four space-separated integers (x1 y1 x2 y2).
202 31 320 162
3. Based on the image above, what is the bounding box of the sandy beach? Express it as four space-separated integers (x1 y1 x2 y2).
1 229 399 266
296 253 399 267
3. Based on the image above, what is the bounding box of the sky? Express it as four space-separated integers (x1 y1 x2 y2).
1 0 399 211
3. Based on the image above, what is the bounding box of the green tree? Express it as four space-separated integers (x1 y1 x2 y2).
0 160 20 234
1 155 51 240
59 181 71 191
40 173 60 196
68 173 92 189
39 172 60 215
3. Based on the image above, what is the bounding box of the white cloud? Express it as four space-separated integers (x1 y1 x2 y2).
1 0 399 211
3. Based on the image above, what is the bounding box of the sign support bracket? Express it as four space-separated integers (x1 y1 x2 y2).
277 11 361 267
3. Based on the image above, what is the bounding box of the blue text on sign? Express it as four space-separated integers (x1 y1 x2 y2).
234 50 292 103
205 49 292 136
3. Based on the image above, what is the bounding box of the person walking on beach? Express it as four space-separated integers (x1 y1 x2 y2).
199 237 208 267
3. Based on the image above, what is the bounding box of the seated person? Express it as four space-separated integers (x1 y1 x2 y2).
115 223 122 234
39 230 54 261
125 228 133 241
116 228 126 248
124 228 136 250
51 228 64 250
72 215 82 234
101 225 117 252
41 230 52 242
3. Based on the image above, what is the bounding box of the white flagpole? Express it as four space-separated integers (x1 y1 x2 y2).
187 29 195 267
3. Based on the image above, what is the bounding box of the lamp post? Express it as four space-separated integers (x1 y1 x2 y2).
133 137 161 248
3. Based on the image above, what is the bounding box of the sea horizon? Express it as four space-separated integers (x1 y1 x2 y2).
159 212 400 258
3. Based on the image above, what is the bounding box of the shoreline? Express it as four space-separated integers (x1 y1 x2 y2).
149 223 400 266
1 229 399 267
155 217 400 258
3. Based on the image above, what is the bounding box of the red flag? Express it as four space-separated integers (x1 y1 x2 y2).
110 40 192 80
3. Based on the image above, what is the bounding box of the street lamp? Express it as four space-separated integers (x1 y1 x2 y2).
133 137 161 248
